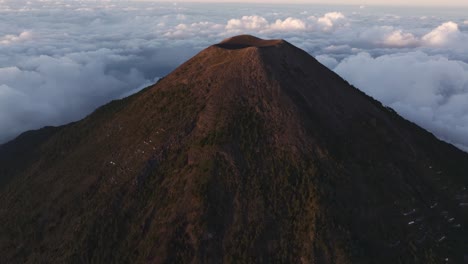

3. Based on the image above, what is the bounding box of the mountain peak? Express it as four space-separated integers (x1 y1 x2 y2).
216 35 285 49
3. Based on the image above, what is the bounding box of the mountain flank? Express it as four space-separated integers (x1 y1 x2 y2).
1 35 468 263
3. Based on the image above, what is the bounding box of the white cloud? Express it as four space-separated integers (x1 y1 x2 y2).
422 21 460 46
270 17 306 31
334 51 468 151
176 14 186 20
315 12 346 31
0 31 32 45
226 16 269 31
164 21 223 39
352 22 465 49
316 54 339 69
322 44 359 55
381 30 418 47
223 13 347 34
226 16 307 33
0 51 152 142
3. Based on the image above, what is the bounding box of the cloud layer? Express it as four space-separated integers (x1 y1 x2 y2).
1 1 467 151
332 52 468 151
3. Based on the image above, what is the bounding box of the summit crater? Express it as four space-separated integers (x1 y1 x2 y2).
215 35 285 49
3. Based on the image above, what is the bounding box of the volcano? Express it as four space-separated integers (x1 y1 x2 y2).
1 35 468 263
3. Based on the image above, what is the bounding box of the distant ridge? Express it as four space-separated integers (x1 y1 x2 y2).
1 35 468 263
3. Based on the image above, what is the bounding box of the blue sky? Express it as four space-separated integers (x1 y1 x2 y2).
1 1 468 151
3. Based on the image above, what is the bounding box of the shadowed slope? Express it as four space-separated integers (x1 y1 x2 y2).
1 35 468 264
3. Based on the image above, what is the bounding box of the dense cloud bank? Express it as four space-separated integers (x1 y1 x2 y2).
333 52 468 151
1 1 467 151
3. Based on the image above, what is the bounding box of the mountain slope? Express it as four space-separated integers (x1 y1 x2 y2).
1 35 468 263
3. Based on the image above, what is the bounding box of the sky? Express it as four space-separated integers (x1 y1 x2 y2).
1 0 468 151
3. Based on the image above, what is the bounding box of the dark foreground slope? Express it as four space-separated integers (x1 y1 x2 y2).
1 35 468 264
